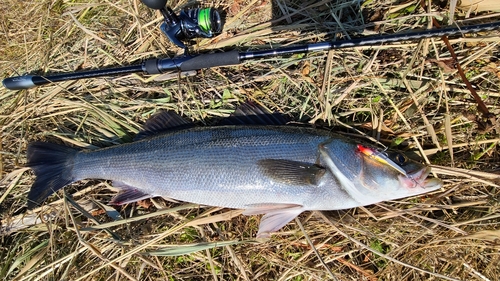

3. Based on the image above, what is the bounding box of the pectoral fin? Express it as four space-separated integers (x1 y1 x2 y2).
243 203 304 238
258 159 326 186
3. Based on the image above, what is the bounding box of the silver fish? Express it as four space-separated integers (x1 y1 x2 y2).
26 103 442 238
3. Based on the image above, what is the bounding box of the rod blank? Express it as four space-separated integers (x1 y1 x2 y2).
4 21 500 90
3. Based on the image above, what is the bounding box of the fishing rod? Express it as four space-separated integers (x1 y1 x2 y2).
3 0 500 90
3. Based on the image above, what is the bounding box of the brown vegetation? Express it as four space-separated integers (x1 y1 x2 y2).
1 0 499 280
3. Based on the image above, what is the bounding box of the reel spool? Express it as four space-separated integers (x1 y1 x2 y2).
142 0 222 48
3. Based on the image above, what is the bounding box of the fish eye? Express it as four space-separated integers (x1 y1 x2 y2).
393 153 407 165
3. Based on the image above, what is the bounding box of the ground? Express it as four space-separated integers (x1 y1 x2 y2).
0 0 499 280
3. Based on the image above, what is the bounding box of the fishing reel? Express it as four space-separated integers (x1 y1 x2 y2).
142 0 222 49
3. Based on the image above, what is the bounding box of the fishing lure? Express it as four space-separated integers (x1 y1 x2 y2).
357 144 408 177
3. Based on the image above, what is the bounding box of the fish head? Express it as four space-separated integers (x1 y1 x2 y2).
318 139 443 205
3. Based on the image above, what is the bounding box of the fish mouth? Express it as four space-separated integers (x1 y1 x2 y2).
398 167 443 190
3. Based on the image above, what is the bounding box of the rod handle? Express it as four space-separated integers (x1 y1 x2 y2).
180 51 240 71
3 75 38 90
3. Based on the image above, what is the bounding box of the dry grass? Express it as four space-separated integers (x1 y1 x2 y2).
1 0 500 280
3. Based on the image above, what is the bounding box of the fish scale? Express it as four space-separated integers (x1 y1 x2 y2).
73 126 335 209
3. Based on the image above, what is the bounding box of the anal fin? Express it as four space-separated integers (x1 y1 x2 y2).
109 181 154 205
243 203 304 238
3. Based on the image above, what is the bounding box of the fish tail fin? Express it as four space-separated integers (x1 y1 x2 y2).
26 142 80 209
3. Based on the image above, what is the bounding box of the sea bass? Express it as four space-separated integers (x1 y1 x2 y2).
26 103 442 238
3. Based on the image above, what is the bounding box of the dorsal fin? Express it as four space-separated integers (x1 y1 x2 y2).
135 111 194 141
218 102 288 126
